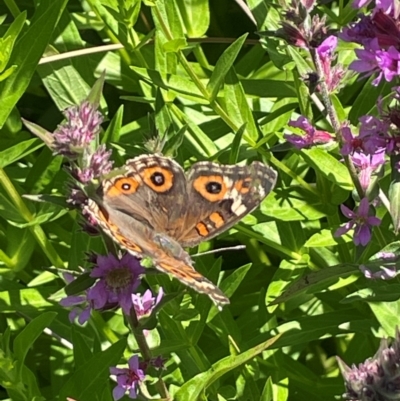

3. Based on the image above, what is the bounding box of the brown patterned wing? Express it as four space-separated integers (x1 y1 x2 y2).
175 161 277 247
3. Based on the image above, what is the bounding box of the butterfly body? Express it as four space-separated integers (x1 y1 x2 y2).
86 154 277 309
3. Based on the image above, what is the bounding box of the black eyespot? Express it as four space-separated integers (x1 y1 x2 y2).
122 183 131 191
151 172 165 186
243 180 251 188
206 181 222 194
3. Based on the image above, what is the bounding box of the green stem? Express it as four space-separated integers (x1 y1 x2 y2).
267 153 319 196
127 309 170 400
311 49 363 198
0 169 65 268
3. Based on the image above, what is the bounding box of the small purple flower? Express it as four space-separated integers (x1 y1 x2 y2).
131 288 164 318
360 264 397 279
317 35 337 59
358 115 389 154
75 145 114 183
285 116 333 149
350 39 384 85
150 355 166 370
110 355 145 400
350 37 400 86
59 273 92 325
316 35 345 92
351 150 386 190
340 15 376 46
88 253 145 315
341 126 365 155
376 46 400 82
335 198 381 246
53 101 103 157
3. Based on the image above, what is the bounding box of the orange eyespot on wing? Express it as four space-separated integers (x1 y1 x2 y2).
192 175 227 202
107 177 140 197
141 166 174 193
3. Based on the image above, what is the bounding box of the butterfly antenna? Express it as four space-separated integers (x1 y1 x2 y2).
192 245 246 258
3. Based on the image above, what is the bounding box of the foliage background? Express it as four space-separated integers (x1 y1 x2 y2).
0 0 395 400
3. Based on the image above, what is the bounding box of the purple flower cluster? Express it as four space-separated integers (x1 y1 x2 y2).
342 2 400 85
60 253 163 323
53 101 103 157
52 100 113 186
338 328 400 400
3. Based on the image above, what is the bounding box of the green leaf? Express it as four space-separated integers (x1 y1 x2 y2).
14 312 57 370
64 273 95 296
270 264 359 305
102 105 124 144
305 229 341 247
349 78 392 124
59 339 126 401
259 187 326 221
0 12 26 73
370 301 400 337
0 65 17 81
163 38 187 52
228 124 246 164
175 334 281 400
302 148 353 190
389 158 400 233
0 138 43 168
224 68 258 143
176 0 209 37
207 34 247 102
0 0 68 127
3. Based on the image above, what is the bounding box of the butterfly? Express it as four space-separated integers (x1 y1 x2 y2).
86 154 277 309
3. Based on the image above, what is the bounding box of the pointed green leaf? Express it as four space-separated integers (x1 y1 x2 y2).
175 334 281 400
14 312 57 369
207 34 247 102
0 0 68 127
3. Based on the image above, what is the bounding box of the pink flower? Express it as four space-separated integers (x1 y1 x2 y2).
335 198 381 246
110 355 145 400
351 150 386 190
131 288 164 318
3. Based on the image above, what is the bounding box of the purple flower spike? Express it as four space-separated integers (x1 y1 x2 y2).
131 288 164 318
338 329 400 400
110 355 145 400
53 101 103 157
88 253 145 315
285 116 333 149
335 198 381 246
